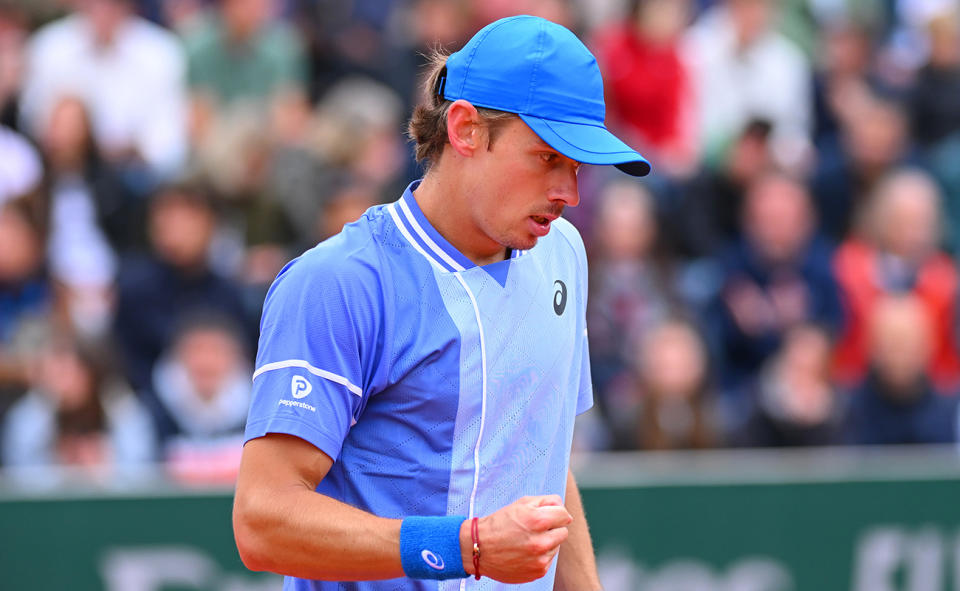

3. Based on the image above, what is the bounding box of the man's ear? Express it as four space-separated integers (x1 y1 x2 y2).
446 99 483 158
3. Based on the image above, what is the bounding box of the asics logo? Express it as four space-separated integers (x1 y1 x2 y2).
421 549 444 570
553 280 567 316
291 375 312 399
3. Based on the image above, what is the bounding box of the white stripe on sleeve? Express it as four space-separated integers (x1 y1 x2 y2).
253 359 363 397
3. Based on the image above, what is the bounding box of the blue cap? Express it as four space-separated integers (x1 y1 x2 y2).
442 15 651 177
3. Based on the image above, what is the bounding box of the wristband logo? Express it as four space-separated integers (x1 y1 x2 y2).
421 549 445 571
291 375 312 399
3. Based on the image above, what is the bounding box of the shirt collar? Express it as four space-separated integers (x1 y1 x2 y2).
388 180 476 272
388 181 528 284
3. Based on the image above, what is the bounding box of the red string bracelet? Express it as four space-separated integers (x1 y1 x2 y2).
471 516 481 580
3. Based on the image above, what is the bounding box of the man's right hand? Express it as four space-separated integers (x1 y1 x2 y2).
460 495 573 583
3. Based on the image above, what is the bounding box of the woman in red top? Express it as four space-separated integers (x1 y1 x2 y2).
593 0 698 177
833 168 960 391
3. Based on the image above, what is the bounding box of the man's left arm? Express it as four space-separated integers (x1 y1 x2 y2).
554 468 602 591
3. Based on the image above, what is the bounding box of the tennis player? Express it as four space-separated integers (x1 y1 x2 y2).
233 15 650 590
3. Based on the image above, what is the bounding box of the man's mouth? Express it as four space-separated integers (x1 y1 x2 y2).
528 213 558 237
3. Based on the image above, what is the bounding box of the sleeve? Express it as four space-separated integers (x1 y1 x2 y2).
243 247 386 461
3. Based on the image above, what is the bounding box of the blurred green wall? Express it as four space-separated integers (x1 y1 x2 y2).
1 448 958 591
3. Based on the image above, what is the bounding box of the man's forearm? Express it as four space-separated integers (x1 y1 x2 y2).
234 435 573 583
234 435 406 580
554 469 602 591
234 472 405 580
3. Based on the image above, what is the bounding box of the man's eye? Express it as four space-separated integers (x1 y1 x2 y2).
540 153 557 163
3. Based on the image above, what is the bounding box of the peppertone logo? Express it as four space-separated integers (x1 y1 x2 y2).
291 375 312 399
421 550 444 570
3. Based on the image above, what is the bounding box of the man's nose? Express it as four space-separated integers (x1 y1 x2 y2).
550 165 581 207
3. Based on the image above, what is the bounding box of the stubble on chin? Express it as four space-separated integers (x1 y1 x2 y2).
481 216 540 253
500 234 538 252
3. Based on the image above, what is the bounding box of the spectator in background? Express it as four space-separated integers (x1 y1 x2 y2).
708 172 843 427
3 0 960 467
36 97 134 339
0 3 29 131
184 0 308 123
19 0 188 182
1 334 155 475
188 95 296 286
240 176 378 313
774 0 886 61
811 20 886 151
294 0 410 104
155 0 208 34
812 88 914 243
473 0 580 34
846 295 959 445
38 96 142 252
604 318 716 450
886 0 956 75
593 0 698 177
683 0 812 170
316 181 379 242
908 8 960 255
833 168 960 390
233 104 391 309
738 323 846 447
113 184 251 428
0 201 50 403
908 8 960 149
197 75 406 295
671 118 774 257
261 76 404 253
0 124 41 206
586 180 678 415
393 0 472 103
152 316 250 484
311 77 407 197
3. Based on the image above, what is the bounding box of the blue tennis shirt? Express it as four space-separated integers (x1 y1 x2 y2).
245 181 593 590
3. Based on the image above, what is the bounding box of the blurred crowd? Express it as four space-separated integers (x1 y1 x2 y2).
1 0 959 484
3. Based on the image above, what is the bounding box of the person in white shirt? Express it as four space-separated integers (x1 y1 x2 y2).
0 124 41 206
683 0 812 170
19 0 188 180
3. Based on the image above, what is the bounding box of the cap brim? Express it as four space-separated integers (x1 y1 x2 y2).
519 114 651 177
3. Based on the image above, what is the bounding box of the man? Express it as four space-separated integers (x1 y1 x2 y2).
710 172 842 403
184 0 307 108
846 295 959 445
114 184 251 439
233 15 649 590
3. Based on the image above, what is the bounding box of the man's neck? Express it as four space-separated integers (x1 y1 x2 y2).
413 168 508 267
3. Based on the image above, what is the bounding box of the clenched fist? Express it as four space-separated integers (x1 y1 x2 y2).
460 495 573 583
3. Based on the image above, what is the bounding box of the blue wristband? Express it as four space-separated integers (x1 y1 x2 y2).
399 515 468 579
